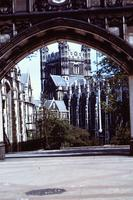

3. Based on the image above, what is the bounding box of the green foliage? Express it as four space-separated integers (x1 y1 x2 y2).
97 56 125 76
97 55 130 145
101 94 118 113
95 55 129 114
64 127 90 147
111 124 130 145
37 108 93 149
47 118 70 149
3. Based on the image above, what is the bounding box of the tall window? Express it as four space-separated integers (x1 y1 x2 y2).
73 64 79 74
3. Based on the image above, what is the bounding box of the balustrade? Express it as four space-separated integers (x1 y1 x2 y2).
32 0 133 12
0 0 132 14
0 0 132 47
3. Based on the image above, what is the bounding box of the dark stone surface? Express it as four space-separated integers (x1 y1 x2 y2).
0 142 5 160
26 188 66 196
130 139 133 156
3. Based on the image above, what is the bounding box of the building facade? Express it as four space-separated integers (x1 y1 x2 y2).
1 67 37 151
40 41 95 131
40 42 129 144
44 98 69 121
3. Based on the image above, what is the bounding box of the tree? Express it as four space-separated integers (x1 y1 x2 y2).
111 123 130 145
37 107 93 149
96 55 130 144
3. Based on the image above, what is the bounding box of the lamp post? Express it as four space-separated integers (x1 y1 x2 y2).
95 51 103 143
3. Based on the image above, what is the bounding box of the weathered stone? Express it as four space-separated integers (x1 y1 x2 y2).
130 139 133 156
0 142 5 160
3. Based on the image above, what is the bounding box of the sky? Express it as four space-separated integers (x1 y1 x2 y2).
18 42 98 100
18 50 41 100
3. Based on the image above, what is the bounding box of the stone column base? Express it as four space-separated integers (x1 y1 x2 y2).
0 142 5 160
130 139 133 156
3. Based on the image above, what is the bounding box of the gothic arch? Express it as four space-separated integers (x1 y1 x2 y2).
2 79 12 92
79 93 86 129
0 17 133 79
2 79 13 145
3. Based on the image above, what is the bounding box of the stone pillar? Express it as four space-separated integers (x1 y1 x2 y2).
105 81 110 144
0 82 5 160
68 86 72 124
123 16 127 40
85 82 90 130
86 0 91 8
95 93 99 138
129 75 133 155
76 84 81 127
29 0 33 12
12 0 15 13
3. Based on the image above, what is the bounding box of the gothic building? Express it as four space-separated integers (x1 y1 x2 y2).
40 41 93 127
1 66 37 151
40 41 130 144
44 98 69 120
40 41 91 100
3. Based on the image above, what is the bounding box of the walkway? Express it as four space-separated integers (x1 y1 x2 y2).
0 155 133 199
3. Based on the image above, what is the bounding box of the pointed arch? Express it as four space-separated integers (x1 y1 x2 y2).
0 17 133 79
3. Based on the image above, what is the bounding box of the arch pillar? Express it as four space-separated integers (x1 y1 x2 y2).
129 75 133 155
0 82 5 160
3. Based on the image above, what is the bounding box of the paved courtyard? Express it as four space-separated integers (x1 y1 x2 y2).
0 155 133 200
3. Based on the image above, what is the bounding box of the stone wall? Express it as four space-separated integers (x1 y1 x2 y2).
0 142 5 160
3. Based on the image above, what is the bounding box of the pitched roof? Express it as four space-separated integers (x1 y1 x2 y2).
50 75 67 87
50 74 86 87
55 100 68 112
44 99 68 112
44 100 53 109
69 75 85 86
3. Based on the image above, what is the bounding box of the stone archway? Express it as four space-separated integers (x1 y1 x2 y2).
0 17 133 158
0 18 133 78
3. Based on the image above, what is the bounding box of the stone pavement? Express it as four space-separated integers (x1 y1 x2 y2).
0 155 133 199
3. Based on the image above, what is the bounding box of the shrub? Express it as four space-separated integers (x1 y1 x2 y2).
111 124 130 145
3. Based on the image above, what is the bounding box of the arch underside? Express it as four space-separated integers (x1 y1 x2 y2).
0 17 133 78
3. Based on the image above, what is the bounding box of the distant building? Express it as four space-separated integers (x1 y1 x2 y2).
40 41 91 101
44 98 69 120
40 42 129 144
40 41 92 129
20 73 37 139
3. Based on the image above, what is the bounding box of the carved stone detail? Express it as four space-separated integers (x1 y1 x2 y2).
0 0 12 14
